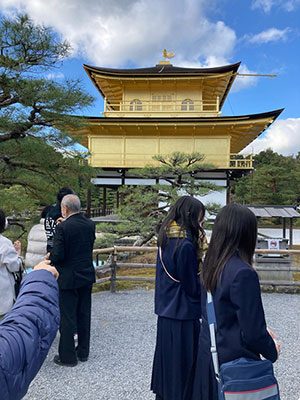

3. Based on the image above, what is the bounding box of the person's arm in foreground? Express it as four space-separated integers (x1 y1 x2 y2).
0 261 60 400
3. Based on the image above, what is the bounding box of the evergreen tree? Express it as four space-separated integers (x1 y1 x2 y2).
0 14 96 216
103 152 222 245
233 149 300 205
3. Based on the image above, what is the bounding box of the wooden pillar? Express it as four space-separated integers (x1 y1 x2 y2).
116 188 120 208
86 187 91 218
289 218 293 249
110 247 117 293
282 218 286 239
120 169 125 206
226 172 231 204
102 186 107 216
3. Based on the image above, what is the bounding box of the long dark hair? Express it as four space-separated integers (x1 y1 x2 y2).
201 203 257 292
158 196 205 250
0 209 6 233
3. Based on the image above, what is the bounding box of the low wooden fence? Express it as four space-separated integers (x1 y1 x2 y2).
82 207 115 218
93 247 300 293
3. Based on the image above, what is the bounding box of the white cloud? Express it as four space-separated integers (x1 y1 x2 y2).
249 28 290 44
251 0 300 12
284 0 300 11
45 72 65 80
0 0 236 68
241 118 300 156
251 0 276 13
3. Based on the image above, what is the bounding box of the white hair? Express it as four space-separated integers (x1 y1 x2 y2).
61 194 81 212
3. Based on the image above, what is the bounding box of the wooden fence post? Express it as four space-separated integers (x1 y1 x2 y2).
110 246 117 293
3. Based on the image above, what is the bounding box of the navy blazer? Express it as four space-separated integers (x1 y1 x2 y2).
201 254 277 366
50 213 96 290
155 238 201 320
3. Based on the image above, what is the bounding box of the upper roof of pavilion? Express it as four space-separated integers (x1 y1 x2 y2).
83 61 241 110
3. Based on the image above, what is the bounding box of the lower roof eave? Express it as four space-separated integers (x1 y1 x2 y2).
83 108 284 124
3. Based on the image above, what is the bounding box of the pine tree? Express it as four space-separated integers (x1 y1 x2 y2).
0 14 95 215
103 152 222 245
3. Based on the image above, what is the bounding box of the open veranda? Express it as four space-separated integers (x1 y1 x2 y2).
23 289 299 400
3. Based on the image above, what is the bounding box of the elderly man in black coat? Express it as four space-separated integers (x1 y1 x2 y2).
50 194 96 367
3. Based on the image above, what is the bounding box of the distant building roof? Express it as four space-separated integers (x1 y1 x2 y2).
247 205 300 219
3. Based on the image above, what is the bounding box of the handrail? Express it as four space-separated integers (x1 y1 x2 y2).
93 246 300 292
93 247 300 255
104 99 220 114
88 153 253 169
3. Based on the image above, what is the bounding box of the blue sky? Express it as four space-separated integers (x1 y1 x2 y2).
1 0 299 156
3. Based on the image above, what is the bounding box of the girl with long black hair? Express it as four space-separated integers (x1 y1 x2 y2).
151 196 207 400
187 203 280 399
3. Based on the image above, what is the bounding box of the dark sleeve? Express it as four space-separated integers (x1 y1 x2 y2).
176 242 201 298
0 270 60 400
92 220 96 242
50 223 65 265
230 267 278 362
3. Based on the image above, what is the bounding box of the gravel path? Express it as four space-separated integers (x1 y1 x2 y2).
24 290 300 400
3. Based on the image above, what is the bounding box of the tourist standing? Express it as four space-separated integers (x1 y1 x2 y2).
0 209 23 318
25 215 47 268
151 196 207 400
44 186 74 252
188 204 280 399
50 194 96 367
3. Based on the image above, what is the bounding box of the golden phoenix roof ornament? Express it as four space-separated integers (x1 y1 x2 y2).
163 49 175 59
158 49 175 65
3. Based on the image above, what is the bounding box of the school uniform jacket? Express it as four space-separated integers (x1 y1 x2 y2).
201 253 277 366
155 238 201 320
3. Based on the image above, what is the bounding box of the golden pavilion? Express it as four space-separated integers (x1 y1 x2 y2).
76 54 283 211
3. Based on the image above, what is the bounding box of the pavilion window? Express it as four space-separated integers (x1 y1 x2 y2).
130 99 142 111
181 99 194 111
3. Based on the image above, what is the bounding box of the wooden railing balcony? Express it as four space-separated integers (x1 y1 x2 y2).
102 98 220 117
229 154 253 169
88 152 253 169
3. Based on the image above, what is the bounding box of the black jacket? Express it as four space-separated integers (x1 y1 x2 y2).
50 213 96 289
44 203 62 252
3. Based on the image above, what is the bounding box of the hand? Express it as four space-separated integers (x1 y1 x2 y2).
56 217 65 224
45 252 51 260
275 340 280 359
267 327 276 340
33 260 59 280
13 240 22 256
267 328 280 359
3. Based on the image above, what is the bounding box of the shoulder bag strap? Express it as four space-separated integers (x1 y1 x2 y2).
206 291 220 380
158 247 180 283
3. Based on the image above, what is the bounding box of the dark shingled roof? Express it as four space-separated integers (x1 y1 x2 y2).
247 205 300 219
85 108 283 123
83 62 241 77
